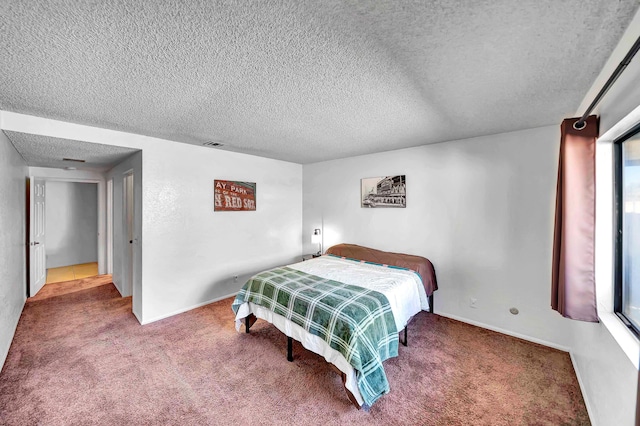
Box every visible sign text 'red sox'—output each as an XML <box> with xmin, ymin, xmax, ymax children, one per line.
<box><xmin>214</xmin><ymin>180</ymin><xmax>256</xmax><ymax>211</ymax></box>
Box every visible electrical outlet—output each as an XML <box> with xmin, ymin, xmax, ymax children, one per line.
<box><xmin>470</xmin><ymin>298</ymin><xmax>477</xmax><ymax>308</ymax></box>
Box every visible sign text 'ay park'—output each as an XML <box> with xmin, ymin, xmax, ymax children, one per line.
<box><xmin>214</xmin><ymin>180</ymin><xmax>256</xmax><ymax>211</ymax></box>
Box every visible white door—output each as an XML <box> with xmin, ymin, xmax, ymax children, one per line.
<box><xmin>106</xmin><ymin>179</ymin><xmax>113</xmax><ymax>274</ymax></box>
<box><xmin>123</xmin><ymin>173</ymin><xmax>134</xmax><ymax>296</ymax></box>
<box><xmin>29</xmin><ymin>177</ymin><xmax>47</xmax><ymax>296</ymax></box>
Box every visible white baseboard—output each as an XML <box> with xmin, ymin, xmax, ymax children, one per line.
<box><xmin>132</xmin><ymin>308</ymin><xmax>143</xmax><ymax>325</ymax></box>
<box><xmin>569</xmin><ymin>352</ymin><xmax>597</xmax><ymax>426</ymax></box>
<box><xmin>114</xmin><ymin>283</ymin><xmax>124</xmax><ymax>297</ymax></box>
<box><xmin>435</xmin><ymin>311</ymin><xmax>571</xmax><ymax>352</ymax></box>
<box><xmin>0</xmin><ymin>296</ymin><xmax>26</xmax><ymax>373</ymax></box>
<box><xmin>140</xmin><ymin>292</ymin><xmax>238</xmax><ymax>325</ymax></box>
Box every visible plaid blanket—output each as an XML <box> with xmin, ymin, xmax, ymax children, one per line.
<box><xmin>231</xmin><ymin>267</ymin><xmax>399</xmax><ymax>407</ymax></box>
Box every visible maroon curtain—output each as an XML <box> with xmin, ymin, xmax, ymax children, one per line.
<box><xmin>551</xmin><ymin>115</ymin><xmax>599</xmax><ymax>322</ymax></box>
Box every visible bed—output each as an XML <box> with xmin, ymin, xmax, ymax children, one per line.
<box><xmin>231</xmin><ymin>243</ymin><xmax>438</xmax><ymax>408</ymax></box>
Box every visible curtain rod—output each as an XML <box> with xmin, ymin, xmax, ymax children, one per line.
<box><xmin>574</xmin><ymin>33</ymin><xmax>640</xmax><ymax>130</ymax></box>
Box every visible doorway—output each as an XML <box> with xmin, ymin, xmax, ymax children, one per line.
<box><xmin>44</xmin><ymin>181</ymin><xmax>99</xmax><ymax>284</ymax></box>
<box><xmin>27</xmin><ymin>177</ymin><xmax>104</xmax><ymax>297</ymax></box>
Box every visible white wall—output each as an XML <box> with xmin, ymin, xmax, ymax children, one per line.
<box><xmin>0</xmin><ymin>131</ymin><xmax>27</xmax><ymax>371</ymax></box>
<box><xmin>45</xmin><ymin>181</ymin><xmax>98</xmax><ymax>268</ymax></box>
<box><xmin>303</xmin><ymin>120</ymin><xmax>638</xmax><ymax>424</ymax></box>
<box><xmin>303</xmin><ymin>125</ymin><xmax>577</xmax><ymax>349</ymax></box>
<box><xmin>568</xmin><ymin>110</ymin><xmax>640</xmax><ymax>426</ymax></box>
<box><xmin>571</xmin><ymin>317</ymin><xmax>637</xmax><ymax>425</ymax></box>
<box><xmin>569</xmin><ymin>11</ymin><xmax>640</xmax><ymax>426</ymax></box>
<box><xmin>1</xmin><ymin>111</ymin><xmax>303</xmax><ymax>325</ymax></box>
<box><xmin>139</xmin><ymin>141</ymin><xmax>302</xmax><ymax>323</ymax></box>
<box><xmin>577</xmin><ymin>10</ymin><xmax>640</xmax><ymax>137</ymax></box>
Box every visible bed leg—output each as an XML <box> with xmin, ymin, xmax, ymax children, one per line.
<box><xmin>428</xmin><ymin>294</ymin><xmax>434</xmax><ymax>313</ymax></box>
<box><xmin>400</xmin><ymin>326</ymin><xmax>408</xmax><ymax>347</ymax></box>
<box><xmin>244</xmin><ymin>314</ymin><xmax>257</xmax><ymax>333</ymax></box>
<box><xmin>287</xmin><ymin>337</ymin><xmax>293</xmax><ymax>362</ymax></box>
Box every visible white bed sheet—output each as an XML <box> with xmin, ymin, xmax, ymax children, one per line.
<box><xmin>234</xmin><ymin>255</ymin><xmax>430</xmax><ymax>407</ymax></box>
<box><xmin>289</xmin><ymin>255</ymin><xmax>429</xmax><ymax>330</ymax></box>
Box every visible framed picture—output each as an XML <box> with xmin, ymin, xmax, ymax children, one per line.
<box><xmin>361</xmin><ymin>175</ymin><xmax>406</xmax><ymax>208</ymax></box>
<box><xmin>214</xmin><ymin>180</ymin><xmax>256</xmax><ymax>211</ymax></box>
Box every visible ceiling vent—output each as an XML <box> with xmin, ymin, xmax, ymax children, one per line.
<box><xmin>203</xmin><ymin>141</ymin><xmax>224</xmax><ymax>147</ymax></box>
<box><xmin>62</xmin><ymin>157</ymin><xmax>86</xmax><ymax>162</ymax></box>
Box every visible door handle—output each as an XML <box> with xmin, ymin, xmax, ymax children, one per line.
<box><xmin>31</xmin><ymin>241</ymin><xmax>40</xmax><ymax>246</ymax></box>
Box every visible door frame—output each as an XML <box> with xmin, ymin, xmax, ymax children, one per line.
<box><xmin>26</xmin><ymin>175</ymin><xmax>106</xmax><ymax>277</ymax></box>
<box><xmin>106</xmin><ymin>178</ymin><xmax>114</xmax><ymax>275</ymax></box>
<box><xmin>122</xmin><ymin>170</ymin><xmax>135</xmax><ymax>297</ymax></box>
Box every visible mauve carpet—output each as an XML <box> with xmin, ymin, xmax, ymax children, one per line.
<box><xmin>0</xmin><ymin>279</ymin><xmax>590</xmax><ymax>425</ymax></box>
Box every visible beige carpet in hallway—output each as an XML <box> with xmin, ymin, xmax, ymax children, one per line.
<box><xmin>46</xmin><ymin>262</ymin><xmax>99</xmax><ymax>284</ymax></box>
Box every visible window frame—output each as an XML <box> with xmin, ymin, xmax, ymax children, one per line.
<box><xmin>613</xmin><ymin>122</ymin><xmax>640</xmax><ymax>338</ymax></box>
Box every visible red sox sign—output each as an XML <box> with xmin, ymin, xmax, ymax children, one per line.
<box><xmin>214</xmin><ymin>180</ymin><xmax>256</xmax><ymax>211</ymax></box>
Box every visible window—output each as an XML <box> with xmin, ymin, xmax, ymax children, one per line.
<box><xmin>615</xmin><ymin>124</ymin><xmax>640</xmax><ymax>336</ymax></box>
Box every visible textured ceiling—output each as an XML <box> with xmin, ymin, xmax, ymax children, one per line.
<box><xmin>1</xmin><ymin>1</ymin><xmax>639</xmax><ymax>164</ymax></box>
<box><xmin>4</xmin><ymin>131</ymin><xmax>139</xmax><ymax>172</ymax></box>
